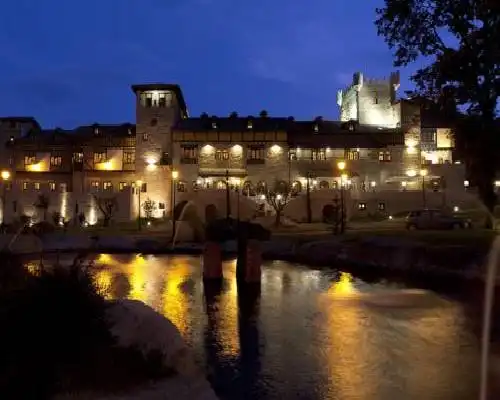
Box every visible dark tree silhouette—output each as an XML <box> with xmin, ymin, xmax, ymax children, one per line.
<box><xmin>265</xmin><ymin>181</ymin><xmax>292</xmax><ymax>226</ymax></box>
<box><xmin>375</xmin><ymin>0</ymin><xmax>500</xmax><ymax>213</ymax></box>
<box><xmin>93</xmin><ymin>196</ymin><xmax>118</xmax><ymax>227</ymax></box>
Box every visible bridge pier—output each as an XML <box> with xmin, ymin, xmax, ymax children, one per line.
<box><xmin>237</xmin><ymin>238</ymin><xmax>262</xmax><ymax>285</ymax></box>
<box><xmin>202</xmin><ymin>241</ymin><xmax>223</xmax><ymax>281</ymax></box>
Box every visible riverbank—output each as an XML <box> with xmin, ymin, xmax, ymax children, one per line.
<box><xmin>7</xmin><ymin>230</ymin><xmax>496</xmax><ymax>290</ymax></box>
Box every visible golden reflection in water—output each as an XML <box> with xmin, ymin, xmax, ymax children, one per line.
<box><xmin>96</xmin><ymin>253</ymin><xmax>114</xmax><ymax>265</ymax></box>
<box><xmin>94</xmin><ymin>269</ymin><xmax>113</xmax><ymax>299</ymax></box>
<box><xmin>322</xmin><ymin>272</ymin><xmax>376</xmax><ymax>399</ymax></box>
<box><xmin>128</xmin><ymin>255</ymin><xmax>149</xmax><ymax>303</ymax></box>
<box><xmin>217</xmin><ymin>259</ymin><xmax>240</xmax><ymax>357</ymax></box>
<box><xmin>162</xmin><ymin>258</ymin><xmax>190</xmax><ymax>336</ymax></box>
<box><xmin>330</xmin><ymin>272</ymin><xmax>356</xmax><ymax>295</ymax></box>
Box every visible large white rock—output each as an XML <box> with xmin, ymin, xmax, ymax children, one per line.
<box><xmin>56</xmin><ymin>299</ymin><xmax>218</xmax><ymax>400</ymax></box>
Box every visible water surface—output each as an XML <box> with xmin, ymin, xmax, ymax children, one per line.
<box><xmin>83</xmin><ymin>254</ymin><xmax>485</xmax><ymax>399</ymax></box>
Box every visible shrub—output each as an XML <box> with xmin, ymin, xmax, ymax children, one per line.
<box><xmin>0</xmin><ymin>253</ymin><xmax>173</xmax><ymax>398</ymax></box>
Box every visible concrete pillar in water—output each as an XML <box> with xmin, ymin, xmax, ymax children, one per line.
<box><xmin>243</xmin><ymin>239</ymin><xmax>262</xmax><ymax>283</ymax></box>
<box><xmin>203</xmin><ymin>241</ymin><xmax>223</xmax><ymax>280</ymax></box>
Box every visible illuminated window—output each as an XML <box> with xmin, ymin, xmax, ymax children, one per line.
<box><xmin>312</xmin><ymin>149</ymin><xmax>326</xmax><ymax>161</ymax></box>
<box><xmin>347</xmin><ymin>150</ymin><xmax>359</xmax><ymax>161</ymax></box>
<box><xmin>24</xmin><ymin>153</ymin><xmax>36</xmax><ymax>166</ymax></box>
<box><xmin>103</xmin><ymin>181</ymin><xmax>112</xmax><ymax>191</ymax></box>
<box><xmin>378</xmin><ymin>202</ymin><xmax>386</xmax><ymax>211</ymax></box>
<box><xmin>50</xmin><ymin>156</ymin><xmax>62</xmax><ymax>167</ymax></box>
<box><xmin>119</xmin><ymin>182</ymin><xmax>128</xmax><ymax>191</ymax></box>
<box><xmin>23</xmin><ymin>182</ymin><xmax>28</xmax><ymax>190</ymax></box>
<box><xmin>215</xmin><ymin>150</ymin><xmax>229</xmax><ymax>161</ymax></box>
<box><xmin>142</xmin><ymin>132</ymin><xmax>149</xmax><ymax>141</ymax></box>
<box><xmin>34</xmin><ymin>182</ymin><xmax>40</xmax><ymax>191</ymax></box>
<box><xmin>91</xmin><ymin>181</ymin><xmax>100</xmax><ymax>191</ymax></box>
<box><xmin>49</xmin><ymin>182</ymin><xmax>56</xmax><ymax>191</ymax></box>
<box><xmin>123</xmin><ymin>151</ymin><xmax>135</xmax><ymax>164</ymax></box>
<box><xmin>60</xmin><ymin>183</ymin><xmax>67</xmax><ymax>192</ymax></box>
<box><xmin>289</xmin><ymin>149</ymin><xmax>297</xmax><ymax>161</ymax></box>
<box><xmin>181</xmin><ymin>145</ymin><xmax>198</xmax><ymax>163</ymax></box>
<box><xmin>73</xmin><ymin>152</ymin><xmax>83</xmax><ymax>163</ymax></box>
<box><xmin>378</xmin><ymin>151</ymin><xmax>391</xmax><ymax>162</ymax></box>
<box><xmin>358</xmin><ymin>202</ymin><xmax>366</xmax><ymax>210</ymax></box>
<box><xmin>248</xmin><ymin>146</ymin><xmax>265</xmax><ymax>161</ymax></box>
<box><xmin>93</xmin><ymin>152</ymin><xmax>106</xmax><ymax>164</ymax></box>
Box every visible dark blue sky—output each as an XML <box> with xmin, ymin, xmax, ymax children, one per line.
<box><xmin>0</xmin><ymin>0</ymin><xmax>423</xmax><ymax>128</ymax></box>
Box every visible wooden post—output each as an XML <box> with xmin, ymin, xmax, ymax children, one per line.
<box><xmin>203</xmin><ymin>241</ymin><xmax>223</xmax><ymax>280</ymax></box>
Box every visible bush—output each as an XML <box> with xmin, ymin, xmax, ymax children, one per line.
<box><xmin>0</xmin><ymin>253</ymin><xmax>173</xmax><ymax>398</ymax></box>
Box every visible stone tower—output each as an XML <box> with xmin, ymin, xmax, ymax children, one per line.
<box><xmin>338</xmin><ymin>71</ymin><xmax>400</xmax><ymax>128</ymax></box>
<box><xmin>131</xmin><ymin>84</ymin><xmax>188</xmax><ymax>217</ymax></box>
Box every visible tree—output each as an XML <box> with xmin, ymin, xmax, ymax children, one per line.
<box><xmin>34</xmin><ymin>194</ymin><xmax>49</xmax><ymax>222</ymax></box>
<box><xmin>265</xmin><ymin>181</ymin><xmax>292</xmax><ymax>226</ymax></box>
<box><xmin>142</xmin><ymin>198</ymin><xmax>157</xmax><ymax>221</ymax></box>
<box><xmin>93</xmin><ymin>196</ymin><xmax>118</xmax><ymax>227</ymax></box>
<box><xmin>375</xmin><ymin>0</ymin><xmax>500</xmax><ymax>212</ymax></box>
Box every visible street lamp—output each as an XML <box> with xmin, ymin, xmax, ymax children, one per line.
<box><xmin>337</xmin><ymin>161</ymin><xmax>346</xmax><ymax>234</ymax></box>
<box><xmin>171</xmin><ymin>170</ymin><xmax>179</xmax><ymax>240</ymax></box>
<box><xmin>1</xmin><ymin>170</ymin><xmax>10</xmax><ymax>224</ymax></box>
<box><xmin>420</xmin><ymin>168</ymin><xmax>428</xmax><ymax>208</ymax></box>
<box><xmin>136</xmin><ymin>180</ymin><xmax>143</xmax><ymax>231</ymax></box>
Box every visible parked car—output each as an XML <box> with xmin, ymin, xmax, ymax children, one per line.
<box><xmin>405</xmin><ymin>209</ymin><xmax>472</xmax><ymax>230</ymax></box>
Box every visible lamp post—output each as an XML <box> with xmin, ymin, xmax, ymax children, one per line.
<box><xmin>234</xmin><ymin>178</ymin><xmax>241</xmax><ymax>221</ymax></box>
<box><xmin>136</xmin><ymin>180</ymin><xmax>143</xmax><ymax>231</ymax></box>
<box><xmin>420</xmin><ymin>168</ymin><xmax>428</xmax><ymax>208</ymax></box>
<box><xmin>171</xmin><ymin>170</ymin><xmax>179</xmax><ymax>240</ymax></box>
<box><xmin>337</xmin><ymin>161</ymin><xmax>346</xmax><ymax>234</ymax></box>
<box><xmin>1</xmin><ymin>170</ymin><xmax>10</xmax><ymax>224</ymax></box>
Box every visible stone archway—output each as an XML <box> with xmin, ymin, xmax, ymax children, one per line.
<box><xmin>319</xmin><ymin>180</ymin><xmax>329</xmax><ymax>189</ymax></box>
<box><xmin>256</xmin><ymin>181</ymin><xmax>267</xmax><ymax>194</ymax></box>
<box><xmin>216</xmin><ymin>180</ymin><xmax>226</xmax><ymax>190</ymax></box>
<box><xmin>243</xmin><ymin>180</ymin><xmax>253</xmax><ymax>196</ymax></box>
<box><xmin>205</xmin><ymin>204</ymin><xmax>218</xmax><ymax>223</ymax></box>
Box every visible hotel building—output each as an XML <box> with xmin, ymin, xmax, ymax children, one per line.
<box><xmin>0</xmin><ymin>72</ymin><xmax>473</xmax><ymax>225</ymax></box>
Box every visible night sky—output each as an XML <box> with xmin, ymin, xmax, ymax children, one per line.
<box><xmin>1</xmin><ymin>0</ymin><xmax>424</xmax><ymax>128</ymax></box>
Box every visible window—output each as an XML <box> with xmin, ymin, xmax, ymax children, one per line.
<box><xmin>289</xmin><ymin>149</ymin><xmax>297</xmax><ymax>161</ymax></box>
<box><xmin>378</xmin><ymin>202</ymin><xmax>386</xmax><ymax>211</ymax></box>
<box><xmin>141</xmin><ymin>92</ymin><xmax>153</xmax><ymax>107</ymax></box>
<box><xmin>93</xmin><ymin>152</ymin><xmax>106</xmax><ymax>164</ymax></box>
<box><xmin>347</xmin><ymin>150</ymin><xmax>359</xmax><ymax>161</ymax></box>
<box><xmin>123</xmin><ymin>151</ymin><xmax>135</xmax><ymax>164</ymax></box>
<box><xmin>142</xmin><ymin>132</ymin><xmax>149</xmax><ymax>141</ymax></box>
<box><xmin>181</xmin><ymin>145</ymin><xmax>198</xmax><ymax>162</ymax></box>
<box><xmin>140</xmin><ymin>182</ymin><xmax>147</xmax><ymax>193</ymax></box>
<box><xmin>103</xmin><ymin>182</ymin><xmax>112</xmax><ymax>191</ymax></box>
<box><xmin>73</xmin><ymin>152</ymin><xmax>83</xmax><ymax>163</ymax></box>
<box><xmin>247</xmin><ymin>121</ymin><xmax>253</xmax><ymax>129</ymax></box>
<box><xmin>91</xmin><ymin>181</ymin><xmax>100</xmax><ymax>191</ymax></box>
<box><xmin>314</xmin><ymin>124</ymin><xmax>319</xmax><ymax>133</ymax></box>
<box><xmin>358</xmin><ymin>202</ymin><xmax>367</xmax><ymax>210</ymax></box>
<box><xmin>24</xmin><ymin>152</ymin><xmax>36</xmax><ymax>165</ymax></box>
<box><xmin>50</xmin><ymin>155</ymin><xmax>62</xmax><ymax>167</ymax></box>
<box><xmin>312</xmin><ymin>149</ymin><xmax>326</xmax><ymax>161</ymax></box>
<box><xmin>119</xmin><ymin>182</ymin><xmax>128</xmax><ymax>191</ymax></box>
<box><xmin>23</xmin><ymin>182</ymin><xmax>28</xmax><ymax>190</ymax></box>
<box><xmin>34</xmin><ymin>182</ymin><xmax>40</xmax><ymax>191</ymax></box>
<box><xmin>248</xmin><ymin>146</ymin><xmax>265</xmax><ymax>160</ymax></box>
<box><xmin>212</xmin><ymin>122</ymin><xmax>217</xmax><ymax>129</ymax></box>
<box><xmin>159</xmin><ymin>203</ymin><xmax>165</xmax><ymax>210</ymax></box>
<box><xmin>60</xmin><ymin>183</ymin><xmax>67</xmax><ymax>193</ymax></box>
<box><xmin>215</xmin><ymin>150</ymin><xmax>229</xmax><ymax>161</ymax></box>
<box><xmin>378</xmin><ymin>151</ymin><xmax>391</xmax><ymax>162</ymax></box>
<box><xmin>49</xmin><ymin>182</ymin><xmax>56</xmax><ymax>191</ymax></box>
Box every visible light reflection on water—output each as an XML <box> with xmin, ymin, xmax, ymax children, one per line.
<box><xmin>45</xmin><ymin>254</ymin><xmax>484</xmax><ymax>399</ymax></box>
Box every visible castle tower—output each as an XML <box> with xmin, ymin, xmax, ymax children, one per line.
<box><xmin>338</xmin><ymin>72</ymin><xmax>399</xmax><ymax>128</ymax></box>
<box><xmin>131</xmin><ymin>84</ymin><xmax>188</xmax><ymax>217</ymax></box>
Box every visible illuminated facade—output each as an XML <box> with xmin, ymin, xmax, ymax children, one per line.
<box><xmin>0</xmin><ymin>76</ymin><xmax>471</xmax><ymax>225</ymax></box>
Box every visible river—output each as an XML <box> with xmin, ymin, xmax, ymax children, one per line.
<box><xmin>81</xmin><ymin>253</ymin><xmax>491</xmax><ymax>399</ymax></box>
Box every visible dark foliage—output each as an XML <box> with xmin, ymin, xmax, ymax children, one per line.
<box><xmin>0</xmin><ymin>253</ymin><xmax>173</xmax><ymax>399</ymax></box>
<box><xmin>375</xmin><ymin>0</ymin><xmax>500</xmax><ymax>212</ymax></box>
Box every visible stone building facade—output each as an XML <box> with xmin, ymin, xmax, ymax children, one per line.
<box><xmin>0</xmin><ymin>74</ymin><xmax>473</xmax><ymax>226</ymax></box>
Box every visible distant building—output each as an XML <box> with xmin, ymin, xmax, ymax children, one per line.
<box><xmin>0</xmin><ymin>73</ymin><xmax>473</xmax><ymax>225</ymax></box>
